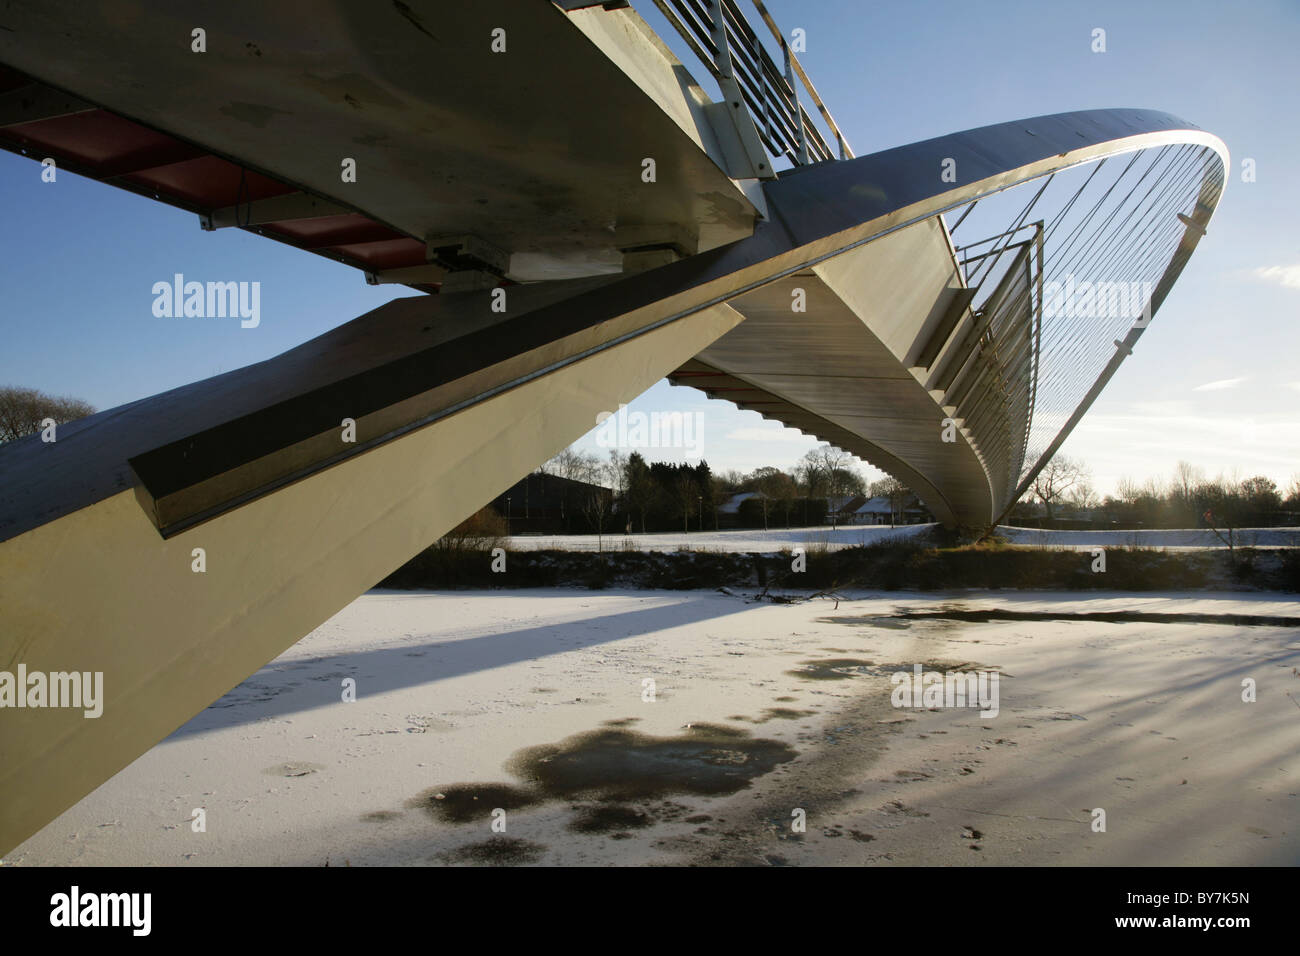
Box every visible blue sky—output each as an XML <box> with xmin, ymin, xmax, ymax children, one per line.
<box><xmin>1</xmin><ymin>0</ymin><xmax>1296</xmax><ymax>496</ymax></box>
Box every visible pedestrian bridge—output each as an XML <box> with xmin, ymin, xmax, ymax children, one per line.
<box><xmin>0</xmin><ymin>0</ymin><xmax>1226</xmax><ymax>854</ymax></box>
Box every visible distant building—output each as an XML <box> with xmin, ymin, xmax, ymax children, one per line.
<box><xmin>854</xmin><ymin>496</ymin><xmax>895</xmax><ymax>524</ymax></box>
<box><xmin>850</xmin><ymin>495</ymin><xmax>933</xmax><ymax>525</ymax></box>
<box><xmin>825</xmin><ymin>494</ymin><xmax>866</xmax><ymax>525</ymax></box>
<box><xmin>490</xmin><ymin>471</ymin><xmax>612</xmax><ymax>534</ymax></box>
<box><xmin>717</xmin><ymin>491</ymin><xmax>763</xmax><ymax>528</ymax></box>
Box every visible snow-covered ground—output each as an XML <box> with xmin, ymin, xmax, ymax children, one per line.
<box><xmin>998</xmin><ymin>526</ymin><xmax>1300</xmax><ymax>550</ymax></box>
<box><xmin>10</xmin><ymin>587</ymin><xmax>1297</xmax><ymax>866</ymax></box>
<box><xmin>505</xmin><ymin>524</ymin><xmax>1300</xmax><ymax>552</ymax></box>
<box><xmin>508</xmin><ymin>524</ymin><xmax>932</xmax><ymax>552</ymax></box>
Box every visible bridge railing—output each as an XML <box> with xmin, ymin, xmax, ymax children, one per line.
<box><xmin>649</xmin><ymin>0</ymin><xmax>853</xmax><ymax>167</ymax></box>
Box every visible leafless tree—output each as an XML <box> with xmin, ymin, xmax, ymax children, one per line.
<box><xmin>674</xmin><ymin>473</ymin><xmax>697</xmax><ymax>535</ymax></box>
<box><xmin>1285</xmin><ymin>474</ymin><xmax>1300</xmax><ymax>510</ymax></box>
<box><xmin>1067</xmin><ymin>481</ymin><xmax>1099</xmax><ymax>512</ymax></box>
<box><xmin>543</xmin><ymin>447</ymin><xmax>601</xmax><ymax>483</ymax></box>
<box><xmin>1172</xmin><ymin>460</ymin><xmax>1203</xmax><ymax>505</ymax></box>
<box><xmin>605</xmin><ymin>449</ymin><xmax>628</xmax><ymax>534</ymax></box>
<box><xmin>795</xmin><ymin>452</ymin><xmax>824</xmax><ymax>498</ymax></box>
<box><xmin>1031</xmin><ymin>454</ymin><xmax>1090</xmax><ymax>522</ymax></box>
<box><xmin>0</xmin><ymin>385</ymin><xmax>95</xmax><ymax>443</ymax></box>
<box><xmin>716</xmin><ymin>469</ymin><xmax>746</xmax><ymax>492</ymax></box>
<box><xmin>807</xmin><ymin>444</ymin><xmax>857</xmax><ymax>527</ymax></box>
<box><xmin>1114</xmin><ymin>475</ymin><xmax>1140</xmax><ymax>504</ymax></box>
<box><xmin>581</xmin><ymin>460</ymin><xmax>615</xmax><ymax>552</ymax></box>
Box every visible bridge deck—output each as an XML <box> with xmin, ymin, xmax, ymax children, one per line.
<box><xmin>0</xmin><ymin>1</ymin><xmax>757</xmax><ymax>282</ymax></box>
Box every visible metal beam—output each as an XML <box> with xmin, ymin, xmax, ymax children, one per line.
<box><xmin>199</xmin><ymin>192</ymin><xmax>351</xmax><ymax>230</ymax></box>
<box><xmin>364</xmin><ymin>263</ymin><xmax>449</xmax><ymax>286</ymax></box>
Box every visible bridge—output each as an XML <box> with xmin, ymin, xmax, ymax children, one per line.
<box><xmin>0</xmin><ymin>0</ymin><xmax>1226</xmax><ymax>854</ymax></box>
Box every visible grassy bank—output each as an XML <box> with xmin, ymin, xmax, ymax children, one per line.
<box><xmin>380</xmin><ymin>535</ymin><xmax>1300</xmax><ymax>592</ymax></box>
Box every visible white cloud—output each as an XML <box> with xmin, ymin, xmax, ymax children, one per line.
<box><xmin>1251</xmin><ymin>264</ymin><xmax>1300</xmax><ymax>289</ymax></box>
<box><xmin>1192</xmin><ymin>377</ymin><xmax>1244</xmax><ymax>392</ymax></box>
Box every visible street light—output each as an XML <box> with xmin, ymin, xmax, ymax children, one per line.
<box><xmin>506</xmin><ymin>496</ymin><xmax>511</xmax><ymax>537</ymax></box>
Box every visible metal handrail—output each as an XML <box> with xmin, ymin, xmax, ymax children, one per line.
<box><xmin>650</xmin><ymin>0</ymin><xmax>853</xmax><ymax>167</ymax></box>
<box><xmin>750</xmin><ymin>0</ymin><xmax>853</xmax><ymax>159</ymax></box>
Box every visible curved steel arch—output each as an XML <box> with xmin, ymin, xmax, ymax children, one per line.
<box><xmin>639</xmin><ymin>108</ymin><xmax>1227</xmax><ymax>525</ymax></box>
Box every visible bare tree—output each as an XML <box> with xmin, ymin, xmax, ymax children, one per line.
<box><xmin>674</xmin><ymin>473</ymin><xmax>697</xmax><ymax>535</ymax></box>
<box><xmin>1172</xmin><ymin>461</ymin><xmax>1203</xmax><ymax>505</ymax></box>
<box><xmin>544</xmin><ymin>447</ymin><xmax>601</xmax><ymax>483</ymax></box>
<box><xmin>1067</xmin><ymin>481</ymin><xmax>1099</xmax><ymax>512</ymax></box>
<box><xmin>581</xmin><ymin>460</ymin><xmax>614</xmax><ymax>552</ymax></box>
<box><xmin>1032</xmin><ymin>455</ymin><xmax>1090</xmax><ymax>522</ymax></box>
<box><xmin>809</xmin><ymin>445</ymin><xmax>856</xmax><ymax>528</ymax></box>
<box><xmin>0</xmin><ymin>385</ymin><xmax>96</xmax><ymax>443</ymax></box>
<box><xmin>1285</xmin><ymin>474</ymin><xmax>1300</xmax><ymax>510</ymax></box>
<box><xmin>717</xmin><ymin>469</ymin><xmax>746</xmax><ymax>492</ymax></box>
<box><xmin>1114</xmin><ymin>475</ymin><xmax>1141</xmax><ymax>504</ymax></box>
<box><xmin>606</xmin><ymin>449</ymin><xmax>627</xmax><ymax>531</ymax></box>
<box><xmin>795</xmin><ymin>450</ymin><xmax>825</xmax><ymax>499</ymax></box>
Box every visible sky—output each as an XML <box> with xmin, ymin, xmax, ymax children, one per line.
<box><xmin>0</xmin><ymin>0</ymin><xmax>1296</xmax><ymax>498</ymax></box>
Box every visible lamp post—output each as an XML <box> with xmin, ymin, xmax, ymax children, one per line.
<box><xmin>506</xmin><ymin>496</ymin><xmax>511</xmax><ymax>538</ymax></box>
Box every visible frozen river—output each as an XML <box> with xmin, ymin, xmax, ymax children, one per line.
<box><xmin>10</xmin><ymin>588</ymin><xmax>1298</xmax><ymax>866</ymax></box>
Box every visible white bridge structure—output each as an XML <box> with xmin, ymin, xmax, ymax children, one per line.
<box><xmin>0</xmin><ymin>0</ymin><xmax>1227</xmax><ymax>853</ymax></box>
